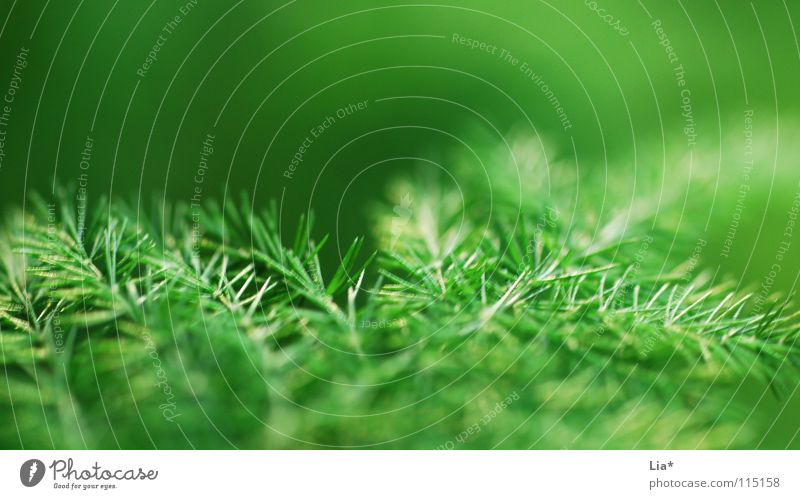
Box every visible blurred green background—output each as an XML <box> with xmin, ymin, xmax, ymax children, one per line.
<box><xmin>1</xmin><ymin>1</ymin><xmax>799</xmax><ymax>284</ymax></box>
<box><xmin>1</xmin><ymin>0</ymin><xmax>799</xmax><ymax>447</ymax></box>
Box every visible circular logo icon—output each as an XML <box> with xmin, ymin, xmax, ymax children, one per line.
<box><xmin>20</xmin><ymin>459</ymin><xmax>45</xmax><ymax>487</ymax></box>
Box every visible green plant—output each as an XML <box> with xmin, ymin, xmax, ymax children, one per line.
<box><xmin>1</xmin><ymin>156</ymin><xmax>798</xmax><ymax>449</ymax></box>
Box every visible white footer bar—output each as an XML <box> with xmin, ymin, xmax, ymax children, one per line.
<box><xmin>1</xmin><ymin>451</ymin><xmax>797</xmax><ymax>498</ymax></box>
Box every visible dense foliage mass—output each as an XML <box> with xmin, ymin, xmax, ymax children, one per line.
<box><xmin>1</xmin><ymin>157</ymin><xmax>798</xmax><ymax>449</ymax></box>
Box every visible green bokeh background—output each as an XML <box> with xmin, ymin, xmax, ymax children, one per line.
<box><xmin>1</xmin><ymin>0</ymin><xmax>799</xmax><ymax>447</ymax></box>
<box><xmin>2</xmin><ymin>1</ymin><xmax>800</xmax><ymax>283</ymax></box>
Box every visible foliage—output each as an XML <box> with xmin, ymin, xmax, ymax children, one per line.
<box><xmin>1</xmin><ymin>159</ymin><xmax>799</xmax><ymax>449</ymax></box>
